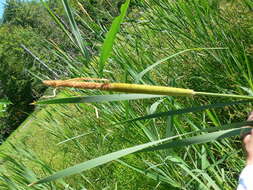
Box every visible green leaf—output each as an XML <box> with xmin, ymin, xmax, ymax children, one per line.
<box><xmin>61</xmin><ymin>0</ymin><xmax>88</xmax><ymax>59</ymax></box>
<box><xmin>118</xmin><ymin>100</ymin><xmax>251</xmax><ymax>124</ymax></box>
<box><xmin>99</xmin><ymin>0</ymin><xmax>131</xmax><ymax>76</ymax></box>
<box><xmin>41</xmin><ymin>0</ymin><xmax>75</xmax><ymax>46</ymax></box>
<box><xmin>0</xmin><ymin>99</ymin><xmax>12</xmax><ymax>105</ymax></box>
<box><xmin>143</xmin><ymin>121</ymin><xmax>253</xmax><ymax>152</ymax></box>
<box><xmin>136</xmin><ymin>47</ymin><xmax>227</xmax><ymax>82</ymax></box>
<box><xmin>28</xmin><ymin>121</ymin><xmax>252</xmax><ymax>186</ymax></box>
<box><xmin>33</xmin><ymin>94</ymin><xmax>165</xmax><ymax>105</ymax></box>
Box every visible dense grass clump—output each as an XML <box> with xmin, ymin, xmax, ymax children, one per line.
<box><xmin>0</xmin><ymin>0</ymin><xmax>253</xmax><ymax>189</ymax></box>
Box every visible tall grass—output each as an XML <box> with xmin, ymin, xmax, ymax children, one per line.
<box><xmin>0</xmin><ymin>0</ymin><xmax>253</xmax><ymax>189</ymax></box>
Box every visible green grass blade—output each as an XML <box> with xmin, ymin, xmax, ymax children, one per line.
<box><xmin>33</xmin><ymin>94</ymin><xmax>165</xmax><ymax>105</ymax></box>
<box><xmin>99</xmin><ymin>0</ymin><xmax>131</xmax><ymax>76</ymax></box>
<box><xmin>28</xmin><ymin>134</ymin><xmax>183</xmax><ymax>186</ymax></box>
<box><xmin>41</xmin><ymin>0</ymin><xmax>76</xmax><ymax>46</ymax></box>
<box><xmin>136</xmin><ymin>47</ymin><xmax>227</xmax><ymax>81</ymax></box>
<box><xmin>61</xmin><ymin>0</ymin><xmax>88</xmax><ymax>59</ymax></box>
<box><xmin>28</xmin><ymin>120</ymin><xmax>252</xmax><ymax>186</ymax></box>
<box><xmin>144</xmin><ymin>122</ymin><xmax>253</xmax><ymax>152</ymax></box>
<box><xmin>166</xmin><ymin>115</ymin><xmax>174</xmax><ymax>137</ymax></box>
<box><xmin>118</xmin><ymin>100</ymin><xmax>251</xmax><ymax>124</ymax></box>
<box><xmin>116</xmin><ymin>160</ymin><xmax>180</xmax><ymax>186</ymax></box>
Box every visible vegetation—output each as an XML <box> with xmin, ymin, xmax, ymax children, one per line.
<box><xmin>0</xmin><ymin>0</ymin><xmax>253</xmax><ymax>189</ymax></box>
<box><xmin>0</xmin><ymin>0</ymin><xmax>121</xmax><ymax>140</ymax></box>
<box><xmin>0</xmin><ymin>0</ymin><xmax>57</xmax><ymax>140</ymax></box>
<box><xmin>0</xmin><ymin>25</ymin><xmax>45</xmax><ymax>139</ymax></box>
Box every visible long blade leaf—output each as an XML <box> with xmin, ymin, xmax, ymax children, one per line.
<box><xmin>136</xmin><ymin>47</ymin><xmax>227</xmax><ymax>81</ymax></box>
<box><xmin>118</xmin><ymin>100</ymin><xmax>252</xmax><ymax>124</ymax></box>
<box><xmin>33</xmin><ymin>94</ymin><xmax>165</xmax><ymax>105</ymax></box>
<box><xmin>62</xmin><ymin>0</ymin><xmax>88</xmax><ymax>58</ymax></box>
<box><xmin>99</xmin><ymin>0</ymin><xmax>131</xmax><ymax>76</ymax></box>
<box><xmin>41</xmin><ymin>0</ymin><xmax>75</xmax><ymax>46</ymax></box>
<box><xmin>144</xmin><ymin>126</ymin><xmax>252</xmax><ymax>152</ymax></box>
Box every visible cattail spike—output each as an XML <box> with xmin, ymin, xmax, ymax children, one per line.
<box><xmin>43</xmin><ymin>80</ymin><xmax>195</xmax><ymax>96</ymax></box>
<box><xmin>42</xmin><ymin>79</ymin><xmax>253</xmax><ymax>99</ymax></box>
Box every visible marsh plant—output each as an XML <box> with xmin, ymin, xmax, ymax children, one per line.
<box><xmin>1</xmin><ymin>0</ymin><xmax>253</xmax><ymax>189</ymax></box>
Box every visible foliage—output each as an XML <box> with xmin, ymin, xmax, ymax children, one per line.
<box><xmin>0</xmin><ymin>25</ymin><xmax>50</xmax><ymax>140</ymax></box>
<box><xmin>0</xmin><ymin>0</ymin><xmax>253</xmax><ymax>189</ymax></box>
<box><xmin>0</xmin><ymin>0</ymin><xmax>128</xmax><ymax>141</ymax></box>
<box><xmin>3</xmin><ymin>0</ymin><xmax>55</xmax><ymax>36</ymax></box>
<box><xmin>0</xmin><ymin>0</ymin><xmax>68</xmax><ymax>140</ymax></box>
<box><xmin>99</xmin><ymin>0</ymin><xmax>131</xmax><ymax>76</ymax></box>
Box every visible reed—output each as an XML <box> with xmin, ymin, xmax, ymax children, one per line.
<box><xmin>43</xmin><ymin>79</ymin><xmax>253</xmax><ymax>100</ymax></box>
<box><xmin>2</xmin><ymin>0</ymin><xmax>252</xmax><ymax>189</ymax></box>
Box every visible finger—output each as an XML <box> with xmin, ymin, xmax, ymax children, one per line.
<box><xmin>244</xmin><ymin>134</ymin><xmax>251</xmax><ymax>145</ymax></box>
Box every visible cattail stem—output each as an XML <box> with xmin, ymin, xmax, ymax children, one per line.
<box><xmin>43</xmin><ymin>80</ymin><xmax>253</xmax><ymax>100</ymax></box>
<box><xmin>195</xmin><ymin>92</ymin><xmax>253</xmax><ymax>99</ymax></box>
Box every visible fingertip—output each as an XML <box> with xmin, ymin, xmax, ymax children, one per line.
<box><xmin>244</xmin><ymin>134</ymin><xmax>251</xmax><ymax>144</ymax></box>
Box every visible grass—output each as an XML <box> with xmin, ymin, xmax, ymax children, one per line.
<box><xmin>0</xmin><ymin>0</ymin><xmax>253</xmax><ymax>189</ymax></box>
<box><xmin>0</xmin><ymin>90</ymin><xmax>164</xmax><ymax>189</ymax></box>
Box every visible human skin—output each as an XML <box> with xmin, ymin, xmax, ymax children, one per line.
<box><xmin>243</xmin><ymin>112</ymin><xmax>253</xmax><ymax>165</ymax></box>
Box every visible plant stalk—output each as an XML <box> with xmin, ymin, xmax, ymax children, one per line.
<box><xmin>43</xmin><ymin>80</ymin><xmax>253</xmax><ymax>100</ymax></box>
<box><xmin>195</xmin><ymin>92</ymin><xmax>253</xmax><ymax>99</ymax></box>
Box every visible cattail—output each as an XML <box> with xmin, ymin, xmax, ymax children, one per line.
<box><xmin>43</xmin><ymin>79</ymin><xmax>253</xmax><ymax>100</ymax></box>
<box><xmin>43</xmin><ymin>80</ymin><xmax>195</xmax><ymax>96</ymax></box>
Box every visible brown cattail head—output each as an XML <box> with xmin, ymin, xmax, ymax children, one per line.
<box><xmin>43</xmin><ymin>80</ymin><xmax>111</xmax><ymax>90</ymax></box>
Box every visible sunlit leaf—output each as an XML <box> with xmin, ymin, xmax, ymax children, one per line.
<box><xmin>33</xmin><ymin>94</ymin><xmax>165</xmax><ymax>105</ymax></box>
<box><xmin>99</xmin><ymin>0</ymin><xmax>131</xmax><ymax>76</ymax></box>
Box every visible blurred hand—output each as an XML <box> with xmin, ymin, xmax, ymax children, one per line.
<box><xmin>243</xmin><ymin>112</ymin><xmax>253</xmax><ymax>165</ymax></box>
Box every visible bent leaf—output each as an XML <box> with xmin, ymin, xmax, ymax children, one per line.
<box><xmin>136</xmin><ymin>47</ymin><xmax>227</xmax><ymax>81</ymax></box>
